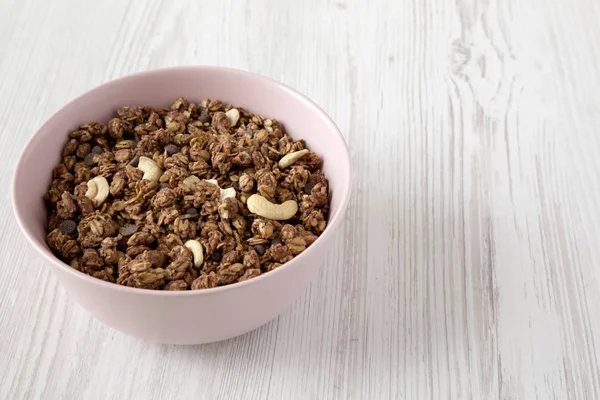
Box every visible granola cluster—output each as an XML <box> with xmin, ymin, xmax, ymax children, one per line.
<box><xmin>44</xmin><ymin>97</ymin><xmax>329</xmax><ymax>290</ymax></box>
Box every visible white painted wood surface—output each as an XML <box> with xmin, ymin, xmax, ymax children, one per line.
<box><xmin>1</xmin><ymin>0</ymin><xmax>599</xmax><ymax>398</ymax></box>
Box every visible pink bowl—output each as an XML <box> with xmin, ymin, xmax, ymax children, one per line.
<box><xmin>12</xmin><ymin>66</ymin><xmax>352</xmax><ymax>344</ymax></box>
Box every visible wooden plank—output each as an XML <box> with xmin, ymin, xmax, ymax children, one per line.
<box><xmin>0</xmin><ymin>0</ymin><xmax>599</xmax><ymax>398</ymax></box>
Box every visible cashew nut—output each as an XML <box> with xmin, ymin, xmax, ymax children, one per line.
<box><xmin>182</xmin><ymin>175</ymin><xmax>201</xmax><ymax>189</ymax></box>
<box><xmin>225</xmin><ymin>108</ymin><xmax>240</xmax><ymax>127</ymax></box>
<box><xmin>85</xmin><ymin>176</ymin><xmax>109</xmax><ymax>206</ymax></box>
<box><xmin>204</xmin><ymin>179</ymin><xmax>237</xmax><ymax>202</ymax></box>
<box><xmin>246</xmin><ymin>194</ymin><xmax>298</xmax><ymax>220</ymax></box>
<box><xmin>184</xmin><ymin>240</ymin><xmax>204</xmax><ymax>268</ymax></box>
<box><xmin>137</xmin><ymin>156</ymin><xmax>163</xmax><ymax>182</ymax></box>
<box><xmin>278</xmin><ymin>149</ymin><xmax>310</xmax><ymax>169</ymax></box>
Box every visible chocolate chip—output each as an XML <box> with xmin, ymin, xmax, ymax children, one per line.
<box><xmin>59</xmin><ymin>219</ymin><xmax>77</xmax><ymax>235</ymax></box>
<box><xmin>199</xmin><ymin>113</ymin><xmax>211</xmax><ymax>123</ymax></box>
<box><xmin>253</xmin><ymin>245</ymin><xmax>266</xmax><ymax>256</ymax></box>
<box><xmin>166</xmin><ymin>144</ymin><xmax>179</xmax><ymax>156</ymax></box>
<box><xmin>120</xmin><ymin>224</ymin><xmax>138</xmax><ymax>237</ymax></box>
<box><xmin>271</xmin><ymin>237</ymin><xmax>281</xmax><ymax>246</ymax></box>
<box><xmin>159</xmin><ymin>182</ymin><xmax>170</xmax><ymax>190</ymax></box>
<box><xmin>91</xmin><ymin>145</ymin><xmax>103</xmax><ymax>155</ymax></box>
<box><xmin>232</xmin><ymin>181</ymin><xmax>240</xmax><ymax>191</ymax></box>
<box><xmin>303</xmin><ymin>182</ymin><xmax>316</xmax><ymax>195</ymax></box>
<box><xmin>210</xmin><ymin>250</ymin><xmax>222</xmax><ymax>262</ymax></box>
<box><xmin>245</xmin><ymin>129</ymin><xmax>254</xmax><ymax>137</ymax></box>
<box><xmin>128</xmin><ymin>155</ymin><xmax>140</xmax><ymax>167</ymax></box>
<box><xmin>84</xmin><ymin>153</ymin><xmax>97</xmax><ymax>167</ymax></box>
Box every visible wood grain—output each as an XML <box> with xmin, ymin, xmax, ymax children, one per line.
<box><xmin>1</xmin><ymin>0</ymin><xmax>599</xmax><ymax>398</ymax></box>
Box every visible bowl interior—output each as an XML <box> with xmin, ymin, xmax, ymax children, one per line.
<box><xmin>13</xmin><ymin>67</ymin><xmax>351</xmax><ymax>269</ymax></box>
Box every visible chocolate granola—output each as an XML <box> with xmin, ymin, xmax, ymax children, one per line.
<box><xmin>44</xmin><ymin>97</ymin><xmax>329</xmax><ymax>290</ymax></box>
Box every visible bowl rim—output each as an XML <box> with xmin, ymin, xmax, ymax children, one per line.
<box><xmin>12</xmin><ymin>65</ymin><xmax>352</xmax><ymax>297</ymax></box>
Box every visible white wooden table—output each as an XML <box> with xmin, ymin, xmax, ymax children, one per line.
<box><xmin>2</xmin><ymin>0</ymin><xmax>600</xmax><ymax>398</ymax></box>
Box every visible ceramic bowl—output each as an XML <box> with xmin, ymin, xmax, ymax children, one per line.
<box><xmin>12</xmin><ymin>66</ymin><xmax>351</xmax><ymax>344</ymax></box>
